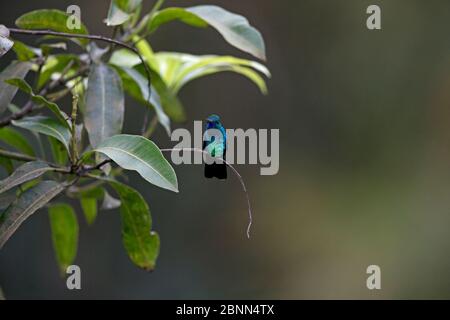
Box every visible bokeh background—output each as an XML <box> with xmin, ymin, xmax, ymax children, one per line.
<box><xmin>2</xmin><ymin>0</ymin><xmax>450</xmax><ymax>299</ymax></box>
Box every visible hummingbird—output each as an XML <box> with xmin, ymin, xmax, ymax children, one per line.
<box><xmin>203</xmin><ymin>114</ymin><xmax>227</xmax><ymax>179</ymax></box>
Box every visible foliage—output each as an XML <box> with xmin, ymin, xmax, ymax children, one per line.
<box><xmin>0</xmin><ymin>0</ymin><xmax>269</xmax><ymax>272</ymax></box>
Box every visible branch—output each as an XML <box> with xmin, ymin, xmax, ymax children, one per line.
<box><xmin>160</xmin><ymin>148</ymin><xmax>253</xmax><ymax>239</ymax></box>
<box><xmin>8</xmin><ymin>28</ymin><xmax>152</xmax><ymax>104</ymax></box>
<box><xmin>0</xmin><ymin>65</ymin><xmax>89</xmax><ymax>127</ymax></box>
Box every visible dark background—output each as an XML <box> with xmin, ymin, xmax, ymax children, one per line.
<box><xmin>2</xmin><ymin>0</ymin><xmax>450</xmax><ymax>299</ymax></box>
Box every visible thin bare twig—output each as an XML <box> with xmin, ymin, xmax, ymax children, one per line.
<box><xmin>160</xmin><ymin>148</ymin><xmax>253</xmax><ymax>239</ymax></box>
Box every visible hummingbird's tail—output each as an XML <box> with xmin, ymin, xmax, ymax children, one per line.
<box><xmin>204</xmin><ymin>162</ymin><xmax>227</xmax><ymax>179</ymax></box>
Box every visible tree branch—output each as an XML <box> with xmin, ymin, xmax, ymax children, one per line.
<box><xmin>8</xmin><ymin>28</ymin><xmax>152</xmax><ymax>103</ymax></box>
<box><xmin>0</xmin><ymin>65</ymin><xmax>89</xmax><ymax>127</ymax></box>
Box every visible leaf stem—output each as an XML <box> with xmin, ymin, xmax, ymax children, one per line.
<box><xmin>70</xmin><ymin>95</ymin><xmax>79</xmax><ymax>163</ymax></box>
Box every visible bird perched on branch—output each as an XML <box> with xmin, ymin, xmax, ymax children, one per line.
<box><xmin>203</xmin><ymin>114</ymin><xmax>227</xmax><ymax>179</ymax></box>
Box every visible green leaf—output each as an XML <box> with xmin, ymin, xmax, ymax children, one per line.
<box><xmin>16</xmin><ymin>9</ymin><xmax>89</xmax><ymax>46</ymax></box>
<box><xmin>148</xmin><ymin>6</ymin><xmax>267</xmax><ymax>60</ymax></box>
<box><xmin>133</xmin><ymin>39</ymin><xmax>186</xmax><ymax>122</ymax></box>
<box><xmin>68</xmin><ymin>185</ymin><xmax>105</xmax><ymax>199</ymax></box>
<box><xmin>0</xmin><ymin>127</ymin><xmax>35</xmax><ymax>156</ymax></box>
<box><xmin>0</xmin><ymin>157</ymin><xmax>13</xmax><ymax>174</ymax></box>
<box><xmin>12</xmin><ymin>40</ymin><xmax>37</xmax><ymax>61</ymax></box>
<box><xmin>0</xmin><ymin>161</ymin><xmax>55</xmax><ymax>194</ymax></box>
<box><xmin>186</xmin><ymin>5</ymin><xmax>266</xmax><ymax>60</ymax></box>
<box><xmin>116</xmin><ymin>0</ymin><xmax>142</xmax><ymax>12</ymax></box>
<box><xmin>105</xmin><ymin>1</ymin><xmax>131</xmax><ymax>26</ymax></box>
<box><xmin>109</xmin><ymin>180</ymin><xmax>159</xmax><ymax>270</ymax></box>
<box><xmin>12</xmin><ymin>116</ymin><xmax>71</xmax><ymax>152</ymax></box>
<box><xmin>0</xmin><ymin>180</ymin><xmax>66</xmax><ymax>249</ymax></box>
<box><xmin>112</xmin><ymin>65</ymin><xmax>171</xmax><ymax>135</ymax></box>
<box><xmin>38</xmin><ymin>54</ymin><xmax>79</xmax><ymax>90</ymax></box>
<box><xmin>48</xmin><ymin>203</ymin><xmax>79</xmax><ymax>273</ymax></box>
<box><xmin>148</xmin><ymin>7</ymin><xmax>208</xmax><ymax>33</ymax></box>
<box><xmin>134</xmin><ymin>37</ymin><xmax>158</xmax><ymax>71</ymax></box>
<box><xmin>88</xmin><ymin>134</ymin><xmax>178</xmax><ymax>192</ymax></box>
<box><xmin>106</xmin><ymin>0</ymin><xmax>142</xmax><ymax>27</ymax></box>
<box><xmin>110</xmin><ymin>48</ymin><xmax>142</xmax><ymax>68</ymax></box>
<box><xmin>80</xmin><ymin>198</ymin><xmax>97</xmax><ymax>225</ymax></box>
<box><xmin>40</xmin><ymin>42</ymin><xmax>67</xmax><ymax>56</ymax></box>
<box><xmin>84</xmin><ymin>63</ymin><xmax>124</xmax><ymax>148</ymax></box>
<box><xmin>19</xmin><ymin>178</ymin><xmax>41</xmax><ymax>193</ymax></box>
<box><xmin>48</xmin><ymin>136</ymin><xmax>68</xmax><ymax>165</ymax></box>
<box><xmin>154</xmin><ymin>52</ymin><xmax>270</xmax><ymax>94</ymax></box>
<box><xmin>5</xmin><ymin>78</ymin><xmax>70</xmax><ymax>127</ymax></box>
<box><xmin>0</xmin><ymin>61</ymin><xmax>32</xmax><ymax>115</ymax></box>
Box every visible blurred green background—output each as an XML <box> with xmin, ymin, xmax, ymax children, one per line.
<box><xmin>2</xmin><ymin>0</ymin><xmax>450</xmax><ymax>299</ymax></box>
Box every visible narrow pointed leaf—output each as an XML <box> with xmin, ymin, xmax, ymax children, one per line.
<box><xmin>116</xmin><ymin>0</ymin><xmax>142</xmax><ymax>12</ymax></box>
<box><xmin>185</xmin><ymin>5</ymin><xmax>266</xmax><ymax>60</ymax></box>
<box><xmin>148</xmin><ymin>8</ymin><xmax>208</xmax><ymax>33</ymax></box>
<box><xmin>105</xmin><ymin>1</ymin><xmax>130</xmax><ymax>26</ymax></box>
<box><xmin>147</xmin><ymin>4</ymin><xmax>267</xmax><ymax>60</ymax></box>
<box><xmin>154</xmin><ymin>52</ymin><xmax>270</xmax><ymax>94</ymax></box>
<box><xmin>85</xmin><ymin>63</ymin><xmax>124</xmax><ymax>148</ymax></box>
<box><xmin>48</xmin><ymin>203</ymin><xmax>79</xmax><ymax>273</ymax></box>
<box><xmin>0</xmin><ymin>61</ymin><xmax>32</xmax><ymax>114</ymax></box>
<box><xmin>112</xmin><ymin>65</ymin><xmax>171</xmax><ymax>135</ymax></box>
<box><xmin>80</xmin><ymin>198</ymin><xmax>97</xmax><ymax>225</ymax></box>
<box><xmin>12</xmin><ymin>40</ymin><xmax>37</xmax><ymax>61</ymax></box>
<box><xmin>48</xmin><ymin>136</ymin><xmax>68</xmax><ymax>165</ymax></box>
<box><xmin>16</xmin><ymin>10</ymin><xmax>89</xmax><ymax>46</ymax></box>
<box><xmin>110</xmin><ymin>48</ymin><xmax>142</xmax><ymax>68</ymax></box>
<box><xmin>90</xmin><ymin>134</ymin><xmax>178</xmax><ymax>192</ymax></box>
<box><xmin>12</xmin><ymin>116</ymin><xmax>71</xmax><ymax>152</ymax></box>
<box><xmin>0</xmin><ymin>161</ymin><xmax>55</xmax><ymax>194</ymax></box>
<box><xmin>0</xmin><ymin>127</ymin><xmax>35</xmax><ymax>156</ymax></box>
<box><xmin>0</xmin><ymin>180</ymin><xmax>66</xmax><ymax>249</ymax></box>
<box><xmin>110</xmin><ymin>46</ymin><xmax>185</xmax><ymax>122</ymax></box>
<box><xmin>0</xmin><ymin>157</ymin><xmax>13</xmax><ymax>174</ymax></box>
<box><xmin>5</xmin><ymin>78</ymin><xmax>70</xmax><ymax>127</ymax></box>
<box><xmin>38</xmin><ymin>54</ymin><xmax>79</xmax><ymax>90</ymax></box>
<box><xmin>109</xmin><ymin>180</ymin><xmax>159</xmax><ymax>270</ymax></box>
<box><xmin>133</xmin><ymin>39</ymin><xmax>186</xmax><ymax>121</ymax></box>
